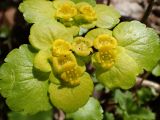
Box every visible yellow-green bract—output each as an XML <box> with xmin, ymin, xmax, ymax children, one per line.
<box><xmin>0</xmin><ymin>0</ymin><xmax>160</xmax><ymax>117</ymax></box>
<box><xmin>19</xmin><ymin>0</ymin><xmax>120</xmax><ymax>31</ymax></box>
<box><xmin>0</xmin><ymin>45</ymin><xmax>94</xmax><ymax>114</ymax></box>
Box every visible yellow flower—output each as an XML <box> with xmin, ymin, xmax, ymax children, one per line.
<box><xmin>77</xmin><ymin>3</ymin><xmax>96</xmax><ymax>22</ymax></box>
<box><xmin>61</xmin><ymin>65</ymin><xmax>84</xmax><ymax>86</ymax></box>
<box><xmin>93</xmin><ymin>34</ymin><xmax>117</xmax><ymax>49</ymax></box>
<box><xmin>56</xmin><ymin>2</ymin><xmax>77</xmax><ymax>21</ymax></box>
<box><xmin>52</xmin><ymin>39</ymin><xmax>72</xmax><ymax>56</ymax></box>
<box><xmin>52</xmin><ymin>53</ymin><xmax>77</xmax><ymax>73</ymax></box>
<box><xmin>95</xmin><ymin>46</ymin><xmax>117</xmax><ymax>69</ymax></box>
<box><xmin>72</xmin><ymin>37</ymin><xmax>93</xmax><ymax>56</ymax></box>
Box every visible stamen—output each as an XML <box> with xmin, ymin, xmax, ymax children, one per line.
<box><xmin>52</xmin><ymin>39</ymin><xmax>72</xmax><ymax>56</ymax></box>
<box><xmin>61</xmin><ymin>66</ymin><xmax>84</xmax><ymax>86</ymax></box>
<box><xmin>78</xmin><ymin>3</ymin><xmax>97</xmax><ymax>22</ymax></box>
<box><xmin>56</xmin><ymin>2</ymin><xmax>77</xmax><ymax>20</ymax></box>
<box><xmin>52</xmin><ymin>53</ymin><xmax>77</xmax><ymax>73</ymax></box>
<box><xmin>94</xmin><ymin>34</ymin><xmax>117</xmax><ymax>49</ymax></box>
<box><xmin>72</xmin><ymin>37</ymin><xmax>93</xmax><ymax>56</ymax></box>
<box><xmin>96</xmin><ymin>46</ymin><xmax>117</xmax><ymax>69</ymax></box>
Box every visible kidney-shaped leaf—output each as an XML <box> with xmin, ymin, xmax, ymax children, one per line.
<box><xmin>113</xmin><ymin>21</ymin><xmax>160</xmax><ymax>71</ymax></box>
<box><xmin>0</xmin><ymin>45</ymin><xmax>51</xmax><ymax>114</ymax></box>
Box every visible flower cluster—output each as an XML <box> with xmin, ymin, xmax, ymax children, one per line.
<box><xmin>33</xmin><ymin>33</ymin><xmax>118</xmax><ymax>87</ymax></box>
<box><xmin>55</xmin><ymin>1</ymin><xmax>96</xmax><ymax>25</ymax></box>
<box><xmin>0</xmin><ymin>0</ymin><xmax>159</xmax><ymax>116</ymax></box>
<box><xmin>93</xmin><ymin>34</ymin><xmax>117</xmax><ymax>69</ymax></box>
<box><xmin>51</xmin><ymin>39</ymin><xmax>85</xmax><ymax>86</ymax></box>
<box><xmin>50</xmin><ymin>34</ymin><xmax>118</xmax><ymax>86</ymax></box>
<box><xmin>19</xmin><ymin>0</ymin><xmax>121</xmax><ymax>29</ymax></box>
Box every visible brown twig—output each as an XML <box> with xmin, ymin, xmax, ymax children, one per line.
<box><xmin>136</xmin><ymin>72</ymin><xmax>150</xmax><ymax>88</ymax></box>
<box><xmin>0</xmin><ymin>10</ymin><xmax>5</xmax><ymax>27</ymax></box>
<box><xmin>136</xmin><ymin>77</ymin><xmax>160</xmax><ymax>93</ymax></box>
<box><xmin>107</xmin><ymin>0</ymin><xmax>111</xmax><ymax>5</ymax></box>
<box><xmin>141</xmin><ymin>0</ymin><xmax>155</xmax><ymax>23</ymax></box>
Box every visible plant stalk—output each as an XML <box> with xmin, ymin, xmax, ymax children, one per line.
<box><xmin>141</xmin><ymin>0</ymin><xmax>154</xmax><ymax>23</ymax></box>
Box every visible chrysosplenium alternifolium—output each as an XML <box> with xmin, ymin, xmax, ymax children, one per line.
<box><xmin>0</xmin><ymin>0</ymin><xmax>159</xmax><ymax>116</ymax></box>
